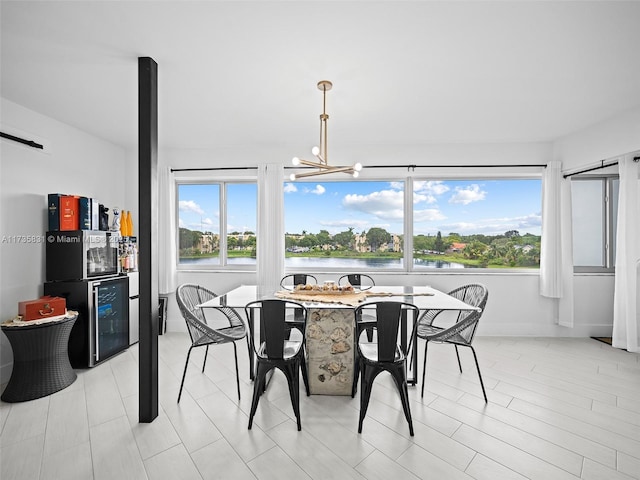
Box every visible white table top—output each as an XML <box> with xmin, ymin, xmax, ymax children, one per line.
<box><xmin>198</xmin><ymin>285</ymin><xmax>479</xmax><ymax>312</ymax></box>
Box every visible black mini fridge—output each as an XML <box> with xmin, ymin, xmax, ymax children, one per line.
<box><xmin>45</xmin><ymin>275</ymin><xmax>129</xmax><ymax>368</ymax></box>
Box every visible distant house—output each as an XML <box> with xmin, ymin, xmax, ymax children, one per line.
<box><xmin>448</xmin><ymin>242</ymin><xmax>467</xmax><ymax>253</ymax></box>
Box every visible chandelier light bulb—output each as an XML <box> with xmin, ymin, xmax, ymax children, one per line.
<box><xmin>352</xmin><ymin>170</ymin><xmax>359</xmax><ymax>178</ymax></box>
<box><xmin>292</xmin><ymin>157</ymin><xmax>300</xmax><ymax>166</ymax></box>
<box><xmin>289</xmin><ymin>173</ymin><xmax>297</xmax><ymax>181</ymax></box>
<box><xmin>311</xmin><ymin>146</ymin><xmax>320</xmax><ymax>156</ymax></box>
<box><xmin>354</xmin><ymin>162</ymin><xmax>363</xmax><ymax>171</ymax></box>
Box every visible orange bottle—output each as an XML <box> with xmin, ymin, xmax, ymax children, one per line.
<box><xmin>119</xmin><ymin>209</ymin><xmax>127</xmax><ymax>236</ymax></box>
<box><xmin>126</xmin><ymin>211</ymin><xmax>134</xmax><ymax>237</ymax></box>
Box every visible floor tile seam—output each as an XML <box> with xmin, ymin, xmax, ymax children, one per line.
<box><xmin>452</xmin><ymin>423</ymin><xmax>585</xmax><ymax>479</ymax></box>
<box><xmin>483</xmin><ymin>365</ymin><xmax>616</xmax><ymax>404</ymax></box>
<box><xmin>456</xmin><ymin>395</ymin><xmax>619</xmax><ymax>469</ymax></box>
<box><xmin>529</xmin><ymin>365</ymin><xmax>640</xmax><ymax>398</ymax></box>
<box><xmin>246</xmin><ymin>444</ymin><xmax>313</xmax><ymax>480</ymax></box>
<box><xmin>509</xmin><ymin>397</ymin><xmax>640</xmax><ymax>445</ymax></box>
<box><xmin>463</xmin><ymin>452</ymin><xmax>527</xmax><ymax>480</ymax></box>
<box><xmin>430</xmin><ymin>394</ymin><xmax>586</xmax><ymax>474</ymax></box>
<box><xmin>503</xmin><ymin>389</ymin><xmax>640</xmax><ymax>440</ymax></box>
<box><xmin>506</xmin><ymin>399</ymin><xmax>640</xmax><ymax>460</ymax></box>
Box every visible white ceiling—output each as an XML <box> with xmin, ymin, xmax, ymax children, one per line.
<box><xmin>2</xmin><ymin>1</ymin><xmax>640</xmax><ymax>152</ymax></box>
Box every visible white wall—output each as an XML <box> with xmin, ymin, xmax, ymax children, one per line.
<box><xmin>161</xmin><ymin>115</ymin><xmax>639</xmax><ymax>340</ymax></box>
<box><xmin>0</xmin><ymin>98</ymin><xmax>128</xmax><ymax>384</ymax></box>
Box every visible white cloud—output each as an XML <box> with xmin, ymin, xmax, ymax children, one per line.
<box><xmin>310</xmin><ymin>185</ymin><xmax>325</xmax><ymax>195</ymax></box>
<box><xmin>449</xmin><ymin>184</ymin><xmax>486</xmax><ymax>205</ymax></box>
<box><xmin>414</xmin><ymin>208</ymin><xmax>447</xmax><ymax>222</ymax></box>
<box><xmin>179</xmin><ymin>200</ymin><xmax>205</xmax><ymax>215</ymax></box>
<box><xmin>201</xmin><ymin>218</ymin><xmax>214</xmax><ymax>226</ymax></box>
<box><xmin>319</xmin><ymin>218</ymin><xmax>370</xmax><ymax>232</ymax></box>
<box><xmin>343</xmin><ymin>189</ymin><xmax>404</xmax><ymax>220</ymax></box>
<box><xmin>415</xmin><ymin>180</ymin><xmax>450</xmax><ymax>196</ymax></box>
<box><xmin>438</xmin><ymin>213</ymin><xmax>542</xmax><ymax>235</ymax></box>
<box><xmin>283</xmin><ymin>183</ymin><xmax>297</xmax><ymax>193</ymax></box>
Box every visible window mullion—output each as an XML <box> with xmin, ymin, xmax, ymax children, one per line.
<box><xmin>220</xmin><ymin>182</ymin><xmax>228</xmax><ymax>265</ymax></box>
<box><xmin>404</xmin><ymin>176</ymin><xmax>413</xmax><ymax>272</ymax></box>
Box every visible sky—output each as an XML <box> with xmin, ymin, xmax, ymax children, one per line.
<box><xmin>178</xmin><ymin>179</ymin><xmax>542</xmax><ymax>237</ymax></box>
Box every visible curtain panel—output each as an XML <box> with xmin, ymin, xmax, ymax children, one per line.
<box><xmin>612</xmin><ymin>155</ymin><xmax>640</xmax><ymax>352</ymax></box>
<box><xmin>540</xmin><ymin>161</ymin><xmax>574</xmax><ymax>327</ymax></box>
<box><xmin>158</xmin><ymin>166</ymin><xmax>177</xmax><ymax>295</ymax></box>
<box><xmin>257</xmin><ymin>164</ymin><xmax>285</xmax><ymax>296</ymax></box>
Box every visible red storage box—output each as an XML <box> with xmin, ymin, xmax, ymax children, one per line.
<box><xmin>18</xmin><ymin>296</ymin><xmax>66</xmax><ymax>321</ymax></box>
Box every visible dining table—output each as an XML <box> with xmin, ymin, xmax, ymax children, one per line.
<box><xmin>198</xmin><ymin>284</ymin><xmax>480</xmax><ymax>395</ymax></box>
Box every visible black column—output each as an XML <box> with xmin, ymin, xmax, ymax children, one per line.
<box><xmin>138</xmin><ymin>56</ymin><xmax>159</xmax><ymax>423</ymax></box>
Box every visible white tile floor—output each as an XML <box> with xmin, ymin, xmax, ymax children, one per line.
<box><xmin>1</xmin><ymin>333</ymin><xmax>639</xmax><ymax>480</ymax></box>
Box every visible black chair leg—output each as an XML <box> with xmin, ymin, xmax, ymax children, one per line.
<box><xmin>421</xmin><ymin>341</ymin><xmax>429</xmax><ymax>398</ymax></box>
<box><xmin>202</xmin><ymin>345</ymin><xmax>209</xmax><ymax>373</ymax></box>
<box><xmin>469</xmin><ymin>346</ymin><xmax>488</xmax><ymax>403</ymax></box>
<box><xmin>283</xmin><ymin>363</ymin><xmax>302</xmax><ymax>431</ymax></box>
<box><xmin>178</xmin><ymin>346</ymin><xmax>193</xmax><ymax>403</ymax></box>
<box><xmin>246</xmin><ymin>337</ymin><xmax>254</xmax><ymax>381</ymax></box>
<box><xmin>358</xmin><ymin>363</ymin><xmax>377</xmax><ymax>433</ymax></box>
<box><xmin>300</xmin><ymin>354</ymin><xmax>310</xmax><ymax>396</ymax></box>
<box><xmin>454</xmin><ymin>345</ymin><xmax>463</xmax><ymax>373</ymax></box>
<box><xmin>233</xmin><ymin>342</ymin><xmax>241</xmax><ymax>401</ymax></box>
<box><xmin>248</xmin><ymin>363</ymin><xmax>269</xmax><ymax>429</ymax></box>
<box><xmin>390</xmin><ymin>365</ymin><xmax>414</xmax><ymax>436</ymax></box>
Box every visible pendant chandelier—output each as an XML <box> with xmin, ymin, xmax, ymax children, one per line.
<box><xmin>289</xmin><ymin>80</ymin><xmax>362</xmax><ymax>181</ymax></box>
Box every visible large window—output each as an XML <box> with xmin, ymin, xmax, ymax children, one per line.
<box><xmin>413</xmin><ymin>179</ymin><xmax>542</xmax><ymax>269</ymax></box>
<box><xmin>571</xmin><ymin>176</ymin><xmax>619</xmax><ymax>271</ymax></box>
<box><xmin>177</xmin><ymin>182</ymin><xmax>257</xmax><ymax>268</ymax></box>
<box><xmin>283</xmin><ymin>177</ymin><xmax>542</xmax><ymax>271</ymax></box>
<box><xmin>284</xmin><ymin>181</ymin><xmax>405</xmax><ymax>270</ymax></box>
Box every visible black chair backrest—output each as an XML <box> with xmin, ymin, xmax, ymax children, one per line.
<box><xmin>339</xmin><ymin>274</ymin><xmax>374</xmax><ymax>290</ymax></box>
<box><xmin>245</xmin><ymin>299</ymin><xmax>307</xmax><ymax>359</ymax></box>
<box><xmin>355</xmin><ymin>301</ymin><xmax>419</xmax><ymax>362</ymax></box>
<box><xmin>280</xmin><ymin>274</ymin><xmax>318</xmax><ymax>290</ymax></box>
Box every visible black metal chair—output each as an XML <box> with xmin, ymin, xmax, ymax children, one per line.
<box><xmin>280</xmin><ymin>273</ymin><xmax>318</xmax><ymax>291</ymax></box>
<box><xmin>415</xmin><ymin>283</ymin><xmax>489</xmax><ymax>402</ymax></box>
<box><xmin>245</xmin><ymin>299</ymin><xmax>310</xmax><ymax>431</ymax></box>
<box><xmin>338</xmin><ymin>273</ymin><xmax>375</xmax><ymax>291</ymax></box>
<box><xmin>175</xmin><ymin>284</ymin><xmax>249</xmax><ymax>403</ymax></box>
<box><xmin>353</xmin><ymin>301</ymin><xmax>420</xmax><ymax>436</ymax></box>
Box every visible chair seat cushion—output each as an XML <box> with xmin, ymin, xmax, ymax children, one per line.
<box><xmin>359</xmin><ymin>342</ymin><xmax>403</xmax><ymax>362</ymax></box>
<box><xmin>258</xmin><ymin>340</ymin><xmax>303</xmax><ymax>360</ymax></box>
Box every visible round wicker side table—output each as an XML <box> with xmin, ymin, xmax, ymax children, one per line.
<box><xmin>1</xmin><ymin>314</ymin><xmax>77</xmax><ymax>402</ymax></box>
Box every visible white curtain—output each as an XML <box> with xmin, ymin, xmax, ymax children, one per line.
<box><xmin>539</xmin><ymin>161</ymin><xmax>574</xmax><ymax>327</ymax></box>
<box><xmin>612</xmin><ymin>156</ymin><xmax>640</xmax><ymax>352</ymax></box>
<box><xmin>257</xmin><ymin>163</ymin><xmax>285</xmax><ymax>297</ymax></box>
<box><xmin>158</xmin><ymin>166</ymin><xmax>177</xmax><ymax>295</ymax></box>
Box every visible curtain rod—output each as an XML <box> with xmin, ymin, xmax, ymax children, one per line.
<box><xmin>0</xmin><ymin>131</ymin><xmax>44</xmax><ymax>150</ymax></box>
<box><xmin>172</xmin><ymin>163</ymin><xmax>546</xmax><ymax>173</ymax></box>
<box><xmin>171</xmin><ymin>167</ymin><xmax>258</xmax><ymax>172</ymax></box>
<box><xmin>563</xmin><ymin>156</ymin><xmax>639</xmax><ymax>179</ymax></box>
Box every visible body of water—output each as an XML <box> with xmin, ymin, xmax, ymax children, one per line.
<box><xmin>180</xmin><ymin>256</ymin><xmax>467</xmax><ymax>269</ymax></box>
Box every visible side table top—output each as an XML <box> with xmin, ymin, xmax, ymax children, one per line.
<box><xmin>2</xmin><ymin>310</ymin><xmax>78</xmax><ymax>329</ymax></box>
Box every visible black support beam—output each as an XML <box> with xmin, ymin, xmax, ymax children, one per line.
<box><xmin>138</xmin><ymin>56</ymin><xmax>159</xmax><ymax>423</ymax></box>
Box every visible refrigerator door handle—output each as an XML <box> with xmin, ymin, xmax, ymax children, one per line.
<box><xmin>93</xmin><ymin>286</ymin><xmax>100</xmax><ymax>363</ymax></box>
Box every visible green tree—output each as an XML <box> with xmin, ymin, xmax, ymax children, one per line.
<box><xmin>434</xmin><ymin>231</ymin><xmax>444</xmax><ymax>253</ymax></box>
<box><xmin>463</xmin><ymin>240</ymin><xmax>488</xmax><ymax>259</ymax></box>
<box><xmin>316</xmin><ymin>229</ymin><xmax>332</xmax><ymax>247</ymax></box>
<box><xmin>333</xmin><ymin>228</ymin><xmax>355</xmax><ymax>250</ymax></box>
<box><xmin>366</xmin><ymin>227</ymin><xmax>391</xmax><ymax>251</ymax></box>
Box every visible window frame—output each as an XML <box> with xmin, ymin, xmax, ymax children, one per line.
<box><xmin>176</xmin><ymin>178</ymin><xmax>257</xmax><ymax>271</ymax></box>
<box><xmin>283</xmin><ymin>172</ymin><xmax>543</xmax><ymax>274</ymax></box>
<box><xmin>571</xmin><ymin>175</ymin><xmax>618</xmax><ymax>273</ymax></box>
